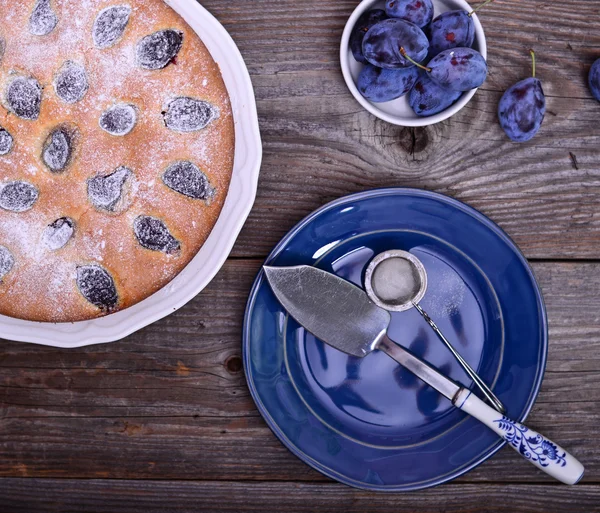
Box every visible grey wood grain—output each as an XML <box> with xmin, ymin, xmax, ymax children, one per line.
<box><xmin>191</xmin><ymin>0</ymin><xmax>600</xmax><ymax>259</ymax></box>
<box><xmin>1</xmin><ymin>479</ymin><xmax>599</xmax><ymax>513</ymax></box>
<box><xmin>0</xmin><ymin>260</ymin><xmax>597</xmax><ymax>484</ymax></box>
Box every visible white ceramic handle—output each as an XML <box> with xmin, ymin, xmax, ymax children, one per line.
<box><xmin>455</xmin><ymin>389</ymin><xmax>584</xmax><ymax>485</ymax></box>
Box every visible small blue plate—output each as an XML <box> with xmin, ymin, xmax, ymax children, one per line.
<box><xmin>243</xmin><ymin>188</ymin><xmax>547</xmax><ymax>491</ymax></box>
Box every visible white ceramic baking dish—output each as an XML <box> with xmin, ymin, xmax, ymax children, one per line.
<box><xmin>0</xmin><ymin>0</ymin><xmax>262</xmax><ymax>347</ymax></box>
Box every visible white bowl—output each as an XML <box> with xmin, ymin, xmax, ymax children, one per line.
<box><xmin>340</xmin><ymin>0</ymin><xmax>487</xmax><ymax>126</ymax></box>
<box><xmin>0</xmin><ymin>0</ymin><xmax>262</xmax><ymax>348</ymax></box>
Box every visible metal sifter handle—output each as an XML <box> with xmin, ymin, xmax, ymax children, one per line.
<box><xmin>412</xmin><ymin>301</ymin><xmax>506</xmax><ymax>414</ymax></box>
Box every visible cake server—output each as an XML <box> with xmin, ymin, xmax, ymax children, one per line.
<box><xmin>263</xmin><ymin>265</ymin><xmax>584</xmax><ymax>485</ymax></box>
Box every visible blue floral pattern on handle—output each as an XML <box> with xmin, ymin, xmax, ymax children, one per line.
<box><xmin>494</xmin><ymin>417</ymin><xmax>567</xmax><ymax>468</ymax></box>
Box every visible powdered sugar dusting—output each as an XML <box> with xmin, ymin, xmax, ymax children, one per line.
<box><xmin>1</xmin><ymin>212</ymin><xmax>43</xmax><ymax>256</ymax></box>
<box><xmin>54</xmin><ymin>60</ymin><xmax>89</xmax><ymax>103</ymax></box>
<box><xmin>83</xmin><ymin>232</ymin><xmax>106</xmax><ymax>263</ymax></box>
<box><xmin>0</xmin><ymin>127</ymin><xmax>14</xmax><ymax>155</ymax></box>
<box><xmin>42</xmin><ymin>126</ymin><xmax>74</xmax><ymax>172</ymax></box>
<box><xmin>5</xmin><ymin>76</ymin><xmax>42</xmax><ymax>120</ymax></box>
<box><xmin>87</xmin><ymin>166</ymin><xmax>133</xmax><ymax>212</ymax></box>
<box><xmin>7</xmin><ymin>0</ymin><xmax>96</xmax><ymax>71</ymax></box>
<box><xmin>93</xmin><ymin>5</ymin><xmax>131</xmax><ymax>49</ymax></box>
<box><xmin>425</xmin><ymin>267</ymin><xmax>467</xmax><ymax>318</ymax></box>
<box><xmin>29</xmin><ymin>0</ymin><xmax>58</xmax><ymax>36</ymax></box>
<box><xmin>99</xmin><ymin>103</ymin><xmax>137</xmax><ymax>135</ymax></box>
<box><xmin>76</xmin><ymin>264</ymin><xmax>118</xmax><ymax>310</ymax></box>
<box><xmin>0</xmin><ymin>181</ymin><xmax>39</xmax><ymax>212</ymax></box>
<box><xmin>133</xmin><ymin>215</ymin><xmax>180</xmax><ymax>254</ymax></box>
<box><xmin>163</xmin><ymin>96</ymin><xmax>219</xmax><ymax>133</ymax></box>
<box><xmin>0</xmin><ymin>245</ymin><xmax>15</xmax><ymax>279</ymax></box>
<box><xmin>162</xmin><ymin>161</ymin><xmax>213</xmax><ymax>200</ymax></box>
<box><xmin>42</xmin><ymin>217</ymin><xmax>75</xmax><ymax>250</ymax></box>
<box><xmin>9</xmin><ymin>255</ymin><xmax>75</xmax><ymax>318</ymax></box>
<box><xmin>0</xmin><ymin>0</ymin><xmax>235</xmax><ymax>321</ymax></box>
<box><xmin>136</xmin><ymin>29</ymin><xmax>183</xmax><ymax>70</ymax></box>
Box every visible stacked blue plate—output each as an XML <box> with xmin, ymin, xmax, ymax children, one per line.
<box><xmin>243</xmin><ymin>188</ymin><xmax>547</xmax><ymax>491</ymax></box>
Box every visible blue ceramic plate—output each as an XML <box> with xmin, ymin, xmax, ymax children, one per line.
<box><xmin>243</xmin><ymin>188</ymin><xmax>547</xmax><ymax>491</ymax></box>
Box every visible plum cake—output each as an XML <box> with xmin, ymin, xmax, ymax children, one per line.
<box><xmin>0</xmin><ymin>0</ymin><xmax>235</xmax><ymax>322</ymax></box>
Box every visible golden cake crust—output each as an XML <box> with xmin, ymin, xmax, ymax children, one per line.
<box><xmin>0</xmin><ymin>0</ymin><xmax>234</xmax><ymax>322</ymax></box>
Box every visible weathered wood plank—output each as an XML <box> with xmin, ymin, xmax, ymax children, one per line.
<box><xmin>0</xmin><ymin>402</ymin><xmax>595</xmax><ymax>482</ymax></box>
<box><xmin>176</xmin><ymin>0</ymin><xmax>600</xmax><ymax>259</ymax></box>
<box><xmin>0</xmin><ymin>260</ymin><xmax>598</xmax><ymax>482</ymax></box>
<box><xmin>202</xmin><ymin>0</ymin><xmax>600</xmax><ymax>88</ymax></box>
<box><xmin>1</xmin><ymin>479</ymin><xmax>599</xmax><ymax>513</ymax></box>
<box><xmin>230</xmin><ymin>88</ymin><xmax>600</xmax><ymax>259</ymax></box>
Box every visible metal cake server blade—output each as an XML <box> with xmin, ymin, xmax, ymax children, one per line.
<box><xmin>263</xmin><ymin>265</ymin><xmax>584</xmax><ymax>485</ymax></box>
<box><xmin>263</xmin><ymin>264</ymin><xmax>459</xmax><ymax>401</ymax></box>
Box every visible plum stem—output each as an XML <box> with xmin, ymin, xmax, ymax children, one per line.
<box><xmin>530</xmin><ymin>49</ymin><xmax>536</xmax><ymax>78</ymax></box>
<box><xmin>469</xmin><ymin>0</ymin><xmax>495</xmax><ymax>17</ymax></box>
<box><xmin>400</xmin><ymin>47</ymin><xmax>431</xmax><ymax>72</ymax></box>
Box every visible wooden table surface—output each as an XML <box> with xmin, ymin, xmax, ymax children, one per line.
<box><xmin>2</xmin><ymin>1</ymin><xmax>600</xmax><ymax>511</ymax></box>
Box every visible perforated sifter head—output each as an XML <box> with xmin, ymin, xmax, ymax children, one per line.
<box><xmin>364</xmin><ymin>250</ymin><xmax>428</xmax><ymax>312</ymax></box>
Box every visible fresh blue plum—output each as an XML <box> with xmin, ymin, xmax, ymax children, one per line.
<box><xmin>498</xmin><ymin>77</ymin><xmax>545</xmax><ymax>142</ymax></box>
<box><xmin>427</xmin><ymin>48</ymin><xmax>487</xmax><ymax>91</ymax></box>
<box><xmin>385</xmin><ymin>0</ymin><xmax>434</xmax><ymax>29</ymax></box>
<box><xmin>363</xmin><ymin>18</ymin><xmax>429</xmax><ymax>69</ymax></box>
<box><xmin>409</xmin><ymin>72</ymin><xmax>462</xmax><ymax>116</ymax></box>
<box><xmin>589</xmin><ymin>58</ymin><xmax>600</xmax><ymax>102</ymax></box>
<box><xmin>358</xmin><ymin>64</ymin><xmax>419</xmax><ymax>102</ymax></box>
<box><xmin>429</xmin><ymin>10</ymin><xmax>474</xmax><ymax>56</ymax></box>
<box><xmin>349</xmin><ymin>9</ymin><xmax>387</xmax><ymax>63</ymax></box>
